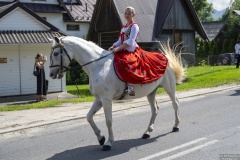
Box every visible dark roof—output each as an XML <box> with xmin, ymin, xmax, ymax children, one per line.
<box><xmin>0</xmin><ymin>2</ymin><xmax>66</xmax><ymax>13</ymax></box>
<box><xmin>0</xmin><ymin>2</ymin><xmax>67</xmax><ymax>44</ymax></box>
<box><xmin>87</xmin><ymin>0</ymin><xmax>209</xmax><ymax>42</ymax></box>
<box><xmin>0</xmin><ymin>1</ymin><xmax>66</xmax><ymax>34</ymax></box>
<box><xmin>0</xmin><ymin>30</ymin><xmax>64</xmax><ymax>44</ymax></box>
<box><xmin>0</xmin><ymin>2</ymin><xmax>15</xmax><ymax>14</ymax></box>
<box><xmin>153</xmin><ymin>0</ymin><xmax>175</xmax><ymax>39</ymax></box>
<box><xmin>64</xmin><ymin>0</ymin><xmax>96</xmax><ymax>22</ymax></box>
<box><xmin>201</xmin><ymin>21</ymin><xmax>226</xmax><ymax>41</ymax></box>
<box><xmin>0</xmin><ymin>1</ymin><xmax>96</xmax><ymax>22</ymax></box>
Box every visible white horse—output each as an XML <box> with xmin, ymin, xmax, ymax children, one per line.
<box><xmin>49</xmin><ymin>36</ymin><xmax>185</xmax><ymax>151</ymax></box>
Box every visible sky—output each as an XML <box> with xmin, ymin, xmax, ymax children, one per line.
<box><xmin>207</xmin><ymin>0</ymin><xmax>231</xmax><ymax>11</ymax></box>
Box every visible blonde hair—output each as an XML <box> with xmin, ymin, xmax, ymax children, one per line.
<box><xmin>125</xmin><ymin>6</ymin><xmax>135</xmax><ymax>16</ymax></box>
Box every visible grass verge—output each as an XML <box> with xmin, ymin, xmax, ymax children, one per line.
<box><xmin>1</xmin><ymin>66</ymin><xmax>240</xmax><ymax>111</ymax></box>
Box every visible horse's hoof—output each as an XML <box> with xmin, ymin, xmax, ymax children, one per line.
<box><xmin>172</xmin><ymin>127</ymin><xmax>179</xmax><ymax>132</ymax></box>
<box><xmin>99</xmin><ymin>136</ymin><xmax>105</xmax><ymax>146</ymax></box>
<box><xmin>142</xmin><ymin>134</ymin><xmax>150</xmax><ymax>139</ymax></box>
<box><xmin>102</xmin><ymin>145</ymin><xmax>111</xmax><ymax>151</ymax></box>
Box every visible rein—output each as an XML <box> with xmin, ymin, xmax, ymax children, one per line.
<box><xmin>49</xmin><ymin>43</ymin><xmax>114</xmax><ymax>98</ymax></box>
<box><xmin>49</xmin><ymin>45</ymin><xmax>113</xmax><ymax>72</ymax></box>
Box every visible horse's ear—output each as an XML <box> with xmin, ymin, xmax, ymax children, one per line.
<box><xmin>48</xmin><ymin>38</ymin><xmax>54</xmax><ymax>43</ymax></box>
<box><xmin>54</xmin><ymin>37</ymin><xmax>60</xmax><ymax>43</ymax></box>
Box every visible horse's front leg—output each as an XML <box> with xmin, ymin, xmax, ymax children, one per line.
<box><xmin>101</xmin><ymin>98</ymin><xmax>114</xmax><ymax>151</ymax></box>
<box><xmin>87</xmin><ymin>99</ymin><xmax>105</xmax><ymax>145</ymax></box>
<box><xmin>142</xmin><ymin>89</ymin><xmax>159</xmax><ymax>139</ymax></box>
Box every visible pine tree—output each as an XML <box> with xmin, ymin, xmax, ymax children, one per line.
<box><xmin>209</xmin><ymin>40</ymin><xmax>217</xmax><ymax>55</ymax></box>
<box><xmin>228</xmin><ymin>39</ymin><xmax>235</xmax><ymax>53</ymax></box>
<box><xmin>196</xmin><ymin>40</ymin><xmax>204</xmax><ymax>58</ymax></box>
<box><xmin>209</xmin><ymin>40</ymin><xmax>215</xmax><ymax>55</ymax></box>
<box><xmin>221</xmin><ymin>39</ymin><xmax>229</xmax><ymax>54</ymax></box>
<box><xmin>215</xmin><ymin>39</ymin><xmax>221</xmax><ymax>55</ymax></box>
<box><xmin>203</xmin><ymin>41</ymin><xmax>210</xmax><ymax>58</ymax></box>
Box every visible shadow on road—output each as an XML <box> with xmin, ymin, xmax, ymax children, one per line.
<box><xmin>229</xmin><ymin>90</ymin><xmax>240</xmax><ymax>96</ymax></box>
<box><xmin>47</xmin><ymin>132</ymin><xmax>172</xmax><ymax>160</ymax></box>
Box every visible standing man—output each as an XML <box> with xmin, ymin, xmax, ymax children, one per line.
<box><xmin>235</xmin><ymin>40</ymin><xmax>240</xmax><ymax>68</ymax></box>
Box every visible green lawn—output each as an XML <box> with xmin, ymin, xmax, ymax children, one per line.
<box><xmin>1</xmin><ymin>66</ymin><xmax>239</xmax><ymax>111</ymax></box>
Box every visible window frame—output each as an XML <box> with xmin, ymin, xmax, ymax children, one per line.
<box><xmin>66</xmin><ymin>24</ymin><xmax>80</xmax><ymax>31</ymax></box>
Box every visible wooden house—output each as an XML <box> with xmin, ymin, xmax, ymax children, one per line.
<box><xmin>87</xmin><ymin>0</ymin><xmax>209</xmax><ymax>64</ymax></box>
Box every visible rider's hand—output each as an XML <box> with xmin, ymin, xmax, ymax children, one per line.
<box><xmin>108</xmin><ymin>46</ymin><xmax>114</xmax><ymax>51</ymax></box>
<box><xmin>113</xmin><ymin>47</ymin><xmax>120</xmax><ymax>53</ymax></box>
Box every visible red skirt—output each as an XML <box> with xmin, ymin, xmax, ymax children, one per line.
<box><xmin>114</xmin><ymin>47</ymin><xmax>168</xmax><ymax>84</ymax></box>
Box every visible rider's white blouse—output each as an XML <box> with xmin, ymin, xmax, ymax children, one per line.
<box><xmin>113</xmin><ymin>24</ymin><xmax>139</xmax><ymax>52</ymax></box>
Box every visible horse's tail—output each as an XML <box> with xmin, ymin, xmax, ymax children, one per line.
<box><xmin>159</xmin><ymin>41</ymin><xmax>185</xmax><ymax>84</ymax></box>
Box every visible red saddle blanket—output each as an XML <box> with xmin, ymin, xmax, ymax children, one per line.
<box><xmin>113</xmin><ymin>47</ymin><xmax>169</xmax><ymax>84</ymax></box>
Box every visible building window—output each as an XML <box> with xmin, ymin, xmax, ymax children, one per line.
<box><xmin>174</xmin><ymin>31</ymin><xmax>182</xmax><ymax>44</ymax></box>
<box><xmin>67</xmin><ymin>24</ymin><xmax>80</xmax><ymax>31</ymax></box>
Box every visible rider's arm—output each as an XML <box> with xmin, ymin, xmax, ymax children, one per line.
<box><xmin>109</xmin><ymin>36</ymin><xmax>121</xmax><ymax>51</ymax></box>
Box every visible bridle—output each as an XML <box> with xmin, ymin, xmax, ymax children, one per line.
<box><xmin>49</xmin><ymin>45</ymin><xmax>72</xmax><ymax>73</ymax></box>
<box><xmin>49</xmin><ymin>43</ymin><xmax>114</xmax><ymax>74</ymax></box>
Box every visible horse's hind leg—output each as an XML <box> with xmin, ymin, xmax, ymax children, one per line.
<box><xmin>142</xmin><ymin>89</ymin><xmax>159</xmax><ymax>139</ymax></box>
<box><xmin>161</xmin><ymin>68</ymin><xmax>180</xmax><ymax>132</ymax></box>
<box><xmin>87</xmin><ymin>99</ymin><xmax>105</xmax><ymax>145</ymax></box>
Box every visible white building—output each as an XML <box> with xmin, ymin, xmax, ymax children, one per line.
<box><xmin>0</xmin><ymin>0</ymin><xmax>95</xmax><ymax>97</ymax></box>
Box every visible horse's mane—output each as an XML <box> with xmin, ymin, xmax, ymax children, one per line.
<box><xmin>61</xmin><ymin>36</ymin><xmax>104</xmax><ymax>54</ymax></box>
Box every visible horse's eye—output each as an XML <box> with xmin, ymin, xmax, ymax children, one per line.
<box><xmin>54</xmin><ymin>52</ymin><xmax>58</xmax><ymax>56</ymax></box>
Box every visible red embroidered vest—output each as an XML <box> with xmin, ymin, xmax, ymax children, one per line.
<box><xmin>120</xmin><ymin>22</ymin><xmax>137</xmax><ymax>44</ymax></box>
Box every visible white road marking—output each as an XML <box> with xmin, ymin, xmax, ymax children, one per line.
<box><xmin>138</xmin><ymin>138</ymin><xmax>207</xmax><ymax>160</ymax></box>
<box><xmin>160</xmin><ymin>140</ymin><xmax>219</xmax><ymax>160</ymax></box>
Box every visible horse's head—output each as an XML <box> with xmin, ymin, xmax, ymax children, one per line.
<box><xmin>49</xmin><ymin>37</ymin><xmax>72</xmax><ymax>79</ymax></box>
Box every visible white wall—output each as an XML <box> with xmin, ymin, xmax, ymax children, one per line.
<box><xmin>0</xmin><ymin>46</ymin><xmax>21</xmax><ymax>96</ymax></box>
<box><xmin>0</xmin><ymin>44</ymin><xmax>66</xmax><ymax>97</ymax></box>
<box><xmin>36</xmin><ymin>12</ymin><xmax>89</xmax><ymax>38</ymax></box>
<box><xmin>0</xmin><ymin>8</ymin><xmax>49</xmax><ymax>30</ymax></box>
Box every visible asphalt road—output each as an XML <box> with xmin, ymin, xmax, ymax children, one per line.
<box><xmin>1</xmin><ymin>87</ymin><xmax>240</xmax><ymax>160</ymax></box>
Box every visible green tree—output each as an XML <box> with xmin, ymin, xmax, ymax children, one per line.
<box><xmin>196</xmin><ymin>40</ymin><xmax>204</xmax><ymax>58</ymax></box>
<box><xmin>66</xmin><ymin>60</ymin><xmax>89</xmax><ymax>85</ymax></box>
<box><xmin>221</xmin><ymin>0</ymin><xmax>240</xmax><ymax>39</ymax></box>
<box><xmin>209</xmin><ymin>40</ymin><xmax>216</xmax><ymax>55</ymax></box>
<box><xmin>191</xmin><ymin>0</ymin><xmax>214</xmax><ymax>22</ymax></box>
<box><xmin>221</xmin><ymin>39</ymin><xmax>229</xmax><ymax>53</ymax></box>
<box><xmin>219</xmin><ymin>8</ymin><xmax>230</xmax><ymax>21</ymax></box>
<box><xmin>203</xmin><ymin>41</ymin><xmax>210</xmax><ymax>57</ymax></box>
<box><xmin>228</xmin><ymin>39</ymin><xmax>235</xmax><ymax>53</ymax></box>
<box><xmin>215</xmin><ymin>39</ymin><xmax>222</xmax><ymax>55</ymax></box>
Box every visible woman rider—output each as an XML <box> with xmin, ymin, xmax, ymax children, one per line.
<box><xmin>109</xmin><ymin>6</ymin><xmax>168</xmax><ymax>96</ymax></box>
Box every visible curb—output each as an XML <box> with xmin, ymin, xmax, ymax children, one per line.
<box><xmin>1</xmin><ymin>85</ymin><xmax>239</xmax><ymax>135</ymax></box>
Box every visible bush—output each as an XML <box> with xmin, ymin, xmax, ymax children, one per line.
<box><xmin>66</xmin><ymin>60</ymin><xmax>89</xmax><ymax>85</ymax></box>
